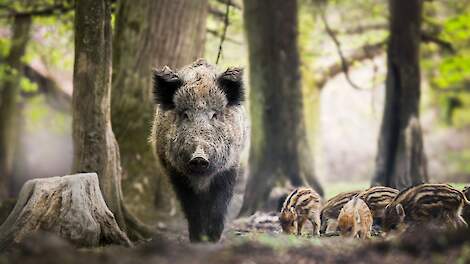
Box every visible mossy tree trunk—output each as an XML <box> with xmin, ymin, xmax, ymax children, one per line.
<box><xmin>240</xmin><ymin>0</ymin><xmax>323</xmax><ymax>215</ymax></box>
<box><xmin>372</xmin><ymin>0</ymin><xmax>428</xmax><ymax>190</ymax></box>
<box><xmin>0</xmin><ymin>15</ymin><xmax>32</xmax><ymax>201</ymax></box>
<box><xmin>72</xmin><ymin>0</ymin><xmax>126</xmax><ymax>230</ymax></box>
<box><xmin>111</xmin><ymin>0</ymin><xmax>208</xmax><ymax>216</ymax></box>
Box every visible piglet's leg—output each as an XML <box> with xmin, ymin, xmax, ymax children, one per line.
<box><xmin>309</xmin><ymin>214</ymin><xmax>321</xmax><ymax>236</ymax></box>
<box><xmin>297</xmin><ymin>217</ymin><xmax>307</xmax><ymax>236</ymax></box>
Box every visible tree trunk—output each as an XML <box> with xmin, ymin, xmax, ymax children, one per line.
<box><xmin>0</xmin><ymin>15</ymin><xmax>32</xmax><ymax>201</ymax></box>
<box><xmin>111</xmin><ymin>0</ymin><xmax>208</xmax><ymax>217</ymax></box>
<box><xmin>0</xmin><ymin>173</ymin><xmax>131</xmax><ymax>251</ymax></box>
<box><xmin>72</xmin><ymin>0</ymin><xmax>126</xmax><ymax>230</ymax></box>
<box><xmin>372</xmin><ymin>0</ymin><xmax>428</xmax><ymax>190</ymax></box>
<box><xmin>240</xmin><ymin>0</ymin><xmax>323</xmax><ymax>215</ymax></box>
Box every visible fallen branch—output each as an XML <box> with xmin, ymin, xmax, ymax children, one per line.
<box><xmin>208</xmin><ymin>5</ymin><xmax>226</xmax><ymax>20</ymax></box>
<box><xmin>335</xmin><ymin>23</ymin><xmax>387</xmax><ymax>35</ymax></box>
<box><xmin>319</xmin><ymin>6</ymin><xmax>366</xmax><ymax>90</ymax></box>
<box><xmin>315</xmin><ymin>41</ymin><xmax>386</xmax><ymax>89</ymax></box>
<box><xmin>22</xmin><ymin>64</ymin><xmax>71</xmax><ymax>111</ymax></box>
<box><xmin>421</xmin><ymin>32</ymin><xmax>455</xmax><ymax>54</ymax></box>
<box><xmin>0</xmin><ymin>173</ymin><xmax>132</xmax><ymax>251</ymax></box>
<box><xmin>0</xmin><ymin>55</ymin><xmax>72</xmax><ymax>111</ymax></box>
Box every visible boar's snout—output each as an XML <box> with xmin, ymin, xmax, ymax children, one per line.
<box><xmin>189</xmin><ymin>157</ymin><xmax>209</xmax><ymax>171</ymax></box>
<box><xmin>188</xmin><ymin>145</ymin><xmax>210</xmax><ymax>174</ymax></box>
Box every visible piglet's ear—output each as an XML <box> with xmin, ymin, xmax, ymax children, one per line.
<box><xmin>153</xmin><ymin>66</ymin><xmax>182</xmax><ymax>109</ymax></box>
<box><xmin>354</xmin><ymin>210</ymin><xmax>361</xmax><ymax>224</ymax></box>
<box><xmin>395</xmin><ymin>204</ymin><xmax>405</xmax><ymax>219</ymax></box>
<box><xmin>217</xmin><ymin>67</ymin><xmax>245</xmax><ymax>106</ymax></box>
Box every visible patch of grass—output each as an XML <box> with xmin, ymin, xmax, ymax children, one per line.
<box><xmin>232</xmin><ymin>233</ymin><xmax>323</xmax><ymax>251</ymax></box>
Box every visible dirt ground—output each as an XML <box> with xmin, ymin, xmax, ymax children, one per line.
<box><xmin>2</xmin><ymin>211</ymin><xmax>470</xmax><ymax>264</ymax></box>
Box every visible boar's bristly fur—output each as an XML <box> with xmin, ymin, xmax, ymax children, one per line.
<box><xmin>151</xmin><ymin>59</ymin><xmax>249</xmax><ymax>242</ymax></box>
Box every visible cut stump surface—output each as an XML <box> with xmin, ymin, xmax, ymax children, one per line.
<box><xmin>0</xmin><ymin>173</ymin><xmax>132</xmax><ymax>251</ymax></box>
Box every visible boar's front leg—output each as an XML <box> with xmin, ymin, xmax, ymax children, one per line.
<box><xmin>206</xmin><ymin>210</ymin><xmax>225</xmax><ymax>242</ymax></box>
<box><xmin>167</xmin><ymin>172</ymin><xmax>208</xmax><ymax>242</ymax></box>
<box><xmin>186</xmin><ymin>205</ymin><xmax>206</xmax><ymax>242</ymax></box>
<box><xmin>177</xmin><ymin>190</ymin><xmax>206</xmax><ymax>242</ymax></box>
<box><xmin>205</xmin><ymin>168</ymin><xmax>237</xmax><ymax>242</ymax></box>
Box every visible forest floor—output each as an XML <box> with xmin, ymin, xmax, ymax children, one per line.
<box><xmin>3</xmin><ymin>210</ymin><xmax>470</xmax><ymax>264</ymax></box>
<box><xmin>2</xmin><ymin>182</ymin><xmax>470</xmax><ymax>263</ymax></box>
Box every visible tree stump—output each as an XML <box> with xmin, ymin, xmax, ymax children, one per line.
<box><xmin>0</xmin><ymin>173</ymin><xmax>132</xmax><ymax>251</ymax></box>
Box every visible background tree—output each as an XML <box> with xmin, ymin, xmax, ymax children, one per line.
<box><xmin>240</xmin><ymin>0</ymin><xmax>323</xmax><ymax>215</ymax></box>
<box><xmin>111</xmin><ymin>0</ymin><xmax>208</xmax><ymax>216</ymax></box>
<box><xmin>0</xmin><ymin>15</ymin><xmax>32</xmax><ymax>200</ymax></box>
<box><xmin>72</xmin><ymin>0</ymin><xmax>126</xmax><ymax>230</ymax></box>
<box><xmin>372</xmin><ymin>0</ymin><xmax>428</xmax><ymax>189</ymax></box>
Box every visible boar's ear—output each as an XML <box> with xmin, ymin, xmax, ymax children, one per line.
<box><xmin>217</xmin><ymin>67</ymin><xmax>245</xmax><ymax>106</ymax></box>
<box><xmin>153</xmin><ymin>66</ymin><xmax>182</xmax><ymax>109</ymax></box>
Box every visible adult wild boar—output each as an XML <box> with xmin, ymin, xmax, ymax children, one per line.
<box><xmin>151</xmin><ymin>59</ymin><xmax>249</xmax><ymax>242</ymax></box>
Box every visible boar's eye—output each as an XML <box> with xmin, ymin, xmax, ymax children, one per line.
<box><xmin>211</xmin><ymin>112</ymin><xmax>218</xmax><ymax>120</ymax></box>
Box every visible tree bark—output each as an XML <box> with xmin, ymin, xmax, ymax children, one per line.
<box><xmin>72</xmin><ymin>0</ymin><xmax>125</xmax><ymax>230</ymax></box>
<box><xmin>240</xmin><ymin>0</ymin><xmax>323</xmax><ymax>215</ymax></box>
<box><xmin>372</xmin><ymin>0</ymin><xmax>428</xmax><ymax>190</ymax></box>
<box><xmin>0</xmin><ymin>15</ymin><xmax>32</xmax><ymax>201</ymax></box>
<box><xmin>0</xmin><ymin>173</ymin><xmax>131</xmax><ymax>251</ymax></box>
<box><xmin>111</xmin><ymin>0</ymin><xmax>208</xmax><ymax>216</ymax></box>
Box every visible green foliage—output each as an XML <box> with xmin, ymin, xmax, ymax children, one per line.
<box><xmin>24</xmin><ymin>95</ymin><xmax>70</xmax><ymax>134</ymax></box>
<box><xmin>19</xmin><ymin>76</ymin><xmax>38</xmax><ymax>93</ymax></box>
<box><xmin>423</xmin><ymin>1</ymin><xmax>470</xmax><ymax>127</ymax></box>
<box><xmin>0</xmin><ymin>37</ymin><xmax>10</xmax><ymax>58</ymax></box>
<box><xmin>26</xmin><ymin>14</ymin><xmax>75</xmax><ymax>71</ymax></box>
<box><xmin>435</xmin><ymin>13</ymin><xmax>470</xmax><ymax>89</ymax></box>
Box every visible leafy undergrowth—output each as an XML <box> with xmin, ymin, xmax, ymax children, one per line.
<box><xmin>3</xmin><ymin>212</ymin><xmax>470</xmax><ymax>264</ymax></box>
